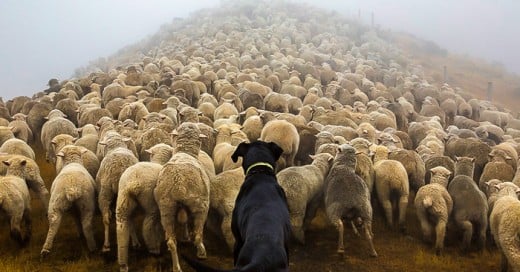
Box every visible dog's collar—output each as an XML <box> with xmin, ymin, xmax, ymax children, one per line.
<box><xmin>245</xmin><ymin>162</ymin><xmax>274</xmax><ymax>176</ymax></box>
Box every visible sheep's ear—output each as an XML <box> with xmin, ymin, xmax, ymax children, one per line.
<box><xmin>506</xmin><ymin>155</ymin><xmax>512</xmax><ymax>161</ymax></box>
<box><xmin>493</xmin><ymin>184</ymin><xmax>501</xmax><ymax>190</ymax></box>
<box><xmin>8</xmin><ymin>126</ymin><xmax>15</xmax><ymax>132</ymax></box>
<box><xmin>145</xmin><ymin>149</ymin><xmax>152</xmax><ymax>154</ymax></box>
<box><xmin>199</xmin><ymin>134</ymin><xmax>207</xmax><ymax>139</ymax></box>
<box><xmin>470</xmin><ymin>157</ymin><xmax>475</xmax><ymax>163</ymax></box>
<box><xmin>267</xmin><ymin>142</ymin><xmax>284</xmax><ymax>161</ymax></box>
<box><xmin>72</xmin><ymin>137</ymin><xmax>78</xmax><ymax>143</ymax></box>
<box><xmin>455</xmin><ymin>156</ymin><xmax>461</xmax><ymax>162</ymax></box>
<box><xmin>231</xmin><ymin>142</ymin><xmax>250</xmax><ymax>163</ymax></box>
<box><xmin>98</xmin><ymin>141</ymin><xmax>107</xmax><ymax>146</ymax></box>
<box><xmin>309</xmin><ymin>154</ymin><xmax>316</xmax><ymax>160</ymax></box>
<box><xmin>51</xmin><ymin>140</ymin><xmax>57</xmax><ymax>146</ymax></box>
<box><xmin>20</xmin><ymin>160</ymin><xmax>27</xmax><ymax>166</ymax></box>
<box><xmin>430</xmin><ymin>168</ymin><xmax>437</xmax><ymax>175</ymax></box>
<box><xmin>2</xmin><ymin>160</ymin><xmax>10</xmax><ymax>166</ymax></box>
<box><xmin>56</xmin><ymin>152</ymin><xmax>64</xmax><ymax>157</ymax></box>
<box><xmin>170</xmin><ymin>130</ymin><xmax>178</xmax><ymax>136</ymax></box>
<box><xmin>392</xmin><ymin>137</ymin><xmax>399</xmax><ymax>143</ymax></box>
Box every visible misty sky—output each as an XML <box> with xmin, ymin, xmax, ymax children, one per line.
<box><xmin>1</xmin><ymin>0</ymin><xmax>519</xmax><ymax>100</ymax></box>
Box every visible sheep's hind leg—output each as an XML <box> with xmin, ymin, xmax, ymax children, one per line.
<box><xmin>458</xmin><ymin>220</ymin><xmax>473</xmax><ymax>252</ymax></box>
<box><xmin>334</xmin><ymin>219</ymin><xmax>345</xmax><ymax>254</ymax></box>
<box><xmin>99</xmin><ymin>187</ymin><xmax>114</xmax><ymax>253</ymax></box>
<box><xmin>9</xmin><ymin>213</ymin><xmax>24</xmax><ymax>245</ymax></box>
<box><xmin>41</xmin><ymin>212</ymin><xmax>63</xmax><ymax>259</ymax></box>
<box><xmin>434</xmin><ymin>220</ymin><xmax>447</xmax><ymax>255</ymax></box>
<box><xmin>192</xmin><ymin>211</ymin><xmax>208</xmax><ymax>259</ymax></box>
<box><xmin>397</xmin><ymin>195</ymin><xmax>408</xmax><ymax>232</ymax></box>
<box><xmin>363</xmin><ymin>221</ymin><xmax>378</xmax><ymax>257</ymax></box>
<box><xmin>159</xmin><ymin>203</ymin><xmax>181</xmax><ymax>272</ymax></box>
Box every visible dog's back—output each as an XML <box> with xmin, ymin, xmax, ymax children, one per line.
<box><xmin>231</xmin><ymin>167</ymin><xmax>291</xmax><ymax>271</ymax></box>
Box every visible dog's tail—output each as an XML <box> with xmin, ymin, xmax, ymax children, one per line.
<box><xmin>180</xmin><ymin>253</ymin><xmax>236</xmax><ymax>272</ymax></box>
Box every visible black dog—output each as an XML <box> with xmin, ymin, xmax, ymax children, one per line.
<box><xmin>183</xmin><ymin>141</ymin><xmax>291</xmax><ymax>272</ymax></box>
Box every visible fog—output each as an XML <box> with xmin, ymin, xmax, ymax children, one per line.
<box><xmin>1</xmin><ymin>0</ymin><xmax>518</xmax><ymax>100</ymax></box>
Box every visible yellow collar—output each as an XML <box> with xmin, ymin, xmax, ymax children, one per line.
<box><xmin>245</xmin><ymin>162</ymin><xmax>274</xmax><ymax>175</ymax></box>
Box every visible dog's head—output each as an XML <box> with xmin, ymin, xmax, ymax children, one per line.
<box><xmin>231</xmin><ymin>141</ymin><xmax>283</xmax><ymax>172</ymax></box>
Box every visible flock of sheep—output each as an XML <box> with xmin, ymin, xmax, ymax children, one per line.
<box><xmin>1</xmin><ymin>0</ymin><xmax>520</xmax><ymax>271</ymax></box>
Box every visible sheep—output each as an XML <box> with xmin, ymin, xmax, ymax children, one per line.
<box><xmin>116</xmin><ymin>162</ymin><xmax>164</xmax><ymax>272</ymax></box>
<box><xmin>117</xmin><ymin>101</ymin><xmax>150</xmax><ymax>124</ymax></box>
<box><xmin>75</xmin><ymin>124</ymin><xmax>99</xmax><ymax>154</ymax></box>
<box><xmin>0</xmin><ymin>138</ymin><xmax>35</xmax><ymax>160</ymax></box>
<box><xmin>277</xmin><ymin>153</ymin><xmax>334</xmax><ymax>244</ymax></box>
<box><xmin>0</xmin><ymin>126</ymin><xmax>15</xmax><ymax>146</ymax></box>
<box><xmin>448</xmin><ymin>156</ymin><xmax>488</xmax><ymax>252</ymax></box>
<box><xmin>241</xmin><ymin>115</ymin><xmax>263</xmax><ymax>143</ymax></box>
<box><xmin>424</xmin><ymin>155</ymin><xmax>455</xmax><ymax>184</ymax></box>
<box><xmin>414</xmin><ymin>166</ymin><xmax>452</xmax><ymax>254</ymax></box>
<box><xmin>388</xmin><ymin>148</ymin><xmax>425</xmax><ymax>193</ymax></box>
<box><xmin>56</xmin><ymin>145</ymin><xmax>100</xmax><ymax>183</ymax></box>
<box><xmin>137</xmin><ymin>127</ymin><xmax>172</xmax><ymax>161</ymax></box>
<box><xmin>77</xmin><ymin>106</ymin><xmax>113</xmax><ymax>128</ymax></box>
<box><xmin>208</xmin><ymin>167</ymin><xmax>244</xmax><ymax>251</ymax></box>
<box><xmin>96</xmin><ymin>131</ymin><xmax>139</xmax><ymax>253</ymax></box>
<box><xmin>40</xmin><ymin>145</ymin><xmax>97</xmax><ymax>259</ymax></box>
<box><xmin>0</xmin><ymin>159</ymin><xmax>32</xmax><ymax>245</ymax></box>
<box><xmin>8</xmin><ymin>113</ymin><xmax>33</xmax><ymax>143</ymax></box>
<box><xmin>373</xmin><ymin>145</ymin><xmax>409</xmax><ymax>231</ymax></box>
<box><xmin>154</xmin><ymin>122</ymin><xmax>210</xmax><ymax>271</ymax></box>
<box><xmin>479</xmin><ymin>148</ymin><xmax>515</xmax><ymax>192</ymax></box>
<box><xmin>324</xmin><ymin>144</ymin><xmax>377</xmax><ymax>257</ymax></box>
<box><xmin>0</xmin><ymin>153</ymin><xmax>48</xmax><ymax>209</ymax></box>
<box><xmin>489</xmin><ymin>182</ymin><xmax>520</xmax><ymax>272</ymax></box>
<box><xmin>26</xmin><ymin>101</ymin><xmax>52</xmax><ymax>144</ymax></box>
<box><xmin>445</xmin><ymin>135</ymin><xmax>491</xmax><ymax>181</ymax></box>
<box><xmin>41</xmin><ymin>109</ymin><xmax>79</xmax><ymax>163</ymax></box>
<box><xmin>260</xmin><ymin>119</ymin><xmax>300</xmax><ymax>171</ymax></box>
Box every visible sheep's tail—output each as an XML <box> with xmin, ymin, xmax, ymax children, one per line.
<box><xmin>180</xmin><ymin>252</ymin><xmax>235</xmax><ymax>272</ymax></box>
<box><xmin>65</xmin><ymin>187</ymin><xmax>82</xmax><ymax>202</ymax></box>
<box><xmin>422</xmin><ymin>196</ymin><xmax>433</xmax><ymax>208</ymax></box>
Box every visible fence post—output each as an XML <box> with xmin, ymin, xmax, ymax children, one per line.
<box><xmin>487</xmin><ymin>81</ymin><xmax>493</xmax><ymax>101</ymax></box>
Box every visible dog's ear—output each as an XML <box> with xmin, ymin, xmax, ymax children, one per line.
<box><xmin>231</xmin><ymin>142</ymin><xmax>250</xmax><ymax>163</ymax></box>
<box><xmin>267</xmin><ymin>142</ymin><xmax>284</xmax><ymax>161</ymax></box>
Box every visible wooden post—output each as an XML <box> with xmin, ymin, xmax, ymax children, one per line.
<box><xmin>487</xmin><ymin>81</ymin><xmax>493</xmax><ymax>101</ymax></box>
<box><xmin>443</xmin><ymin>65</ymin><xmax>447</xmax><ymax>83</ymax></box>
<box><xmin>371</xmin><ymin>12</ymin><xmax>374</xmax><ymax>28</ymax></box>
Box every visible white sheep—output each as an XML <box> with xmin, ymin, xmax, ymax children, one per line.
<box><xmin>0</xmin><ymin>159</ymin><xmax>32</xmax><ymax>245</ymax></box>
<box><xmin>154</xmin><ymin>122</ymin><xmax>210</xmax><ymax>272</ymax></box>
<box><xmin>116</xmin><ymin>162</ymin><xmax>164</xmax><ymax>272</ymax></box>
<box><xmin>0</xmin><ymin>153</ymin><xmax>49</xmax><ymax>212</ymax></box>
<box><xmin>277</xmin><ymin>153</ymin><xmax>334</xmax><ymax>244</ymax></box>
<box><xmin>40</xmin><ymin>145</ymin><xmax>97</xmax><ymax>258</ymax></box>
<box><xmin>260</xmin><ymin>119</ymin><xmax>299</xmax><ymax>170</ymax></box>
<box><xmin>414</xmin><ymin>166</ymin><xmax>452</xmax><ymax>254</ymax></box>
<box><xmin>0</xmin><ymin>138</ymin><xmax>35</xmax><ymax>160</ymax></box>
<box><xmin>40</xmin><ymin>109</ymin><xmax>79</xmax><ymax>163</ymax></box>
<box><xmin>373</xmin><ymin>145</ymin><xmax>410</xmax><ymax>231</ymax></box>
<box><xmin>208</xmin><ymin>167</ymin><xmax>244</xmax><ymax>250</ymax></box>
<box><xmin>489</xmin><ymin>182</ymin><xmax>520</xmax><ymax>272</ymax></box>
<box><xmin>96</xmin><ymin>131</ymin><xmax>139</xmax><ymax>253</ymax></box>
